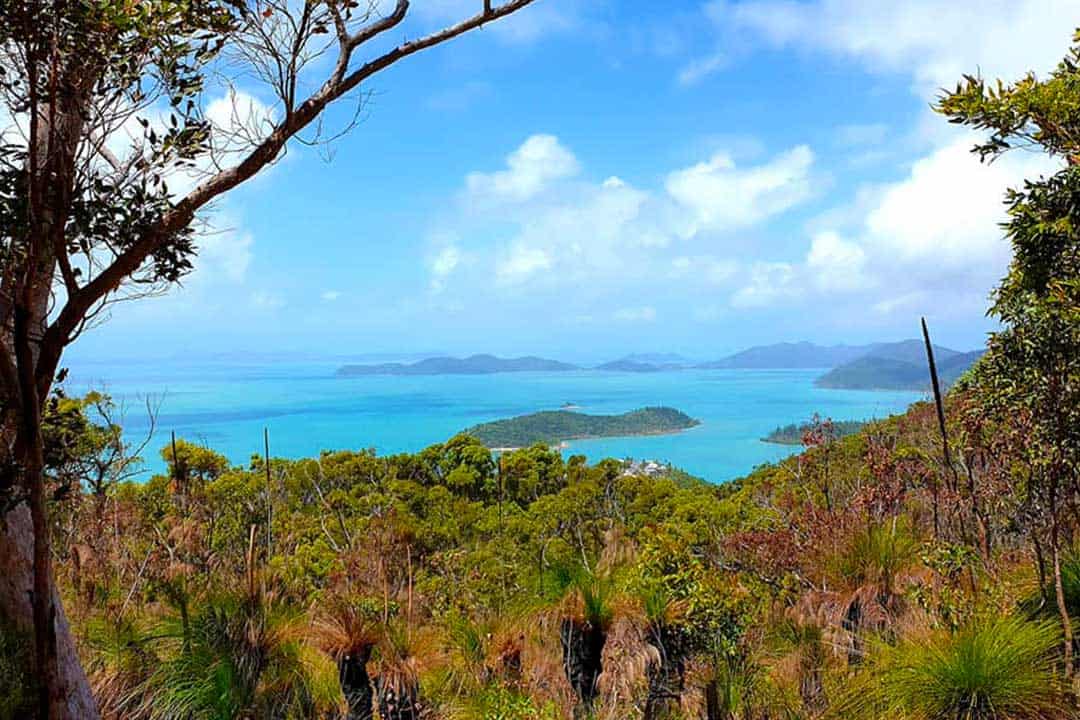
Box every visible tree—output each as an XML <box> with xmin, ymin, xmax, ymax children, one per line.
<box><xmin>0</xmin><ymin>0</ymin><xmax>538</xmax><ymax>715</ymax></box>
<box><xmin>938</xmin><ymin>29</ymin><xmax>1080</xmax><ymax>677</ymax></box>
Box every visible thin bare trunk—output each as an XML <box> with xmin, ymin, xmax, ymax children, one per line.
<box><xmin>1051</xmin><ymin>499</ymin><xmax>1074</xmax><ymax>677</ymax></box>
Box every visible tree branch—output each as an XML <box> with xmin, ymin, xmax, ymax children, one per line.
<box><xmin>38</xmin><ymin>0</ymin><xmax>538</xmax><ymax>385</ymax></box>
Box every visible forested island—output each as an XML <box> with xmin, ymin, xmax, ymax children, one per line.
<box><xmin>761</xmin><ymin>418</ymin><xmax>868</xmax><ymax>444</ymax></box>
<box><xmin>816</xmin><ymin>347</ymin><xmax>984</xmax><ymax>390</ymax></box>
<box><xmin>464</xmin><ymin>406</ymin><xmax>700</xmax><ymax>448</ymax></box>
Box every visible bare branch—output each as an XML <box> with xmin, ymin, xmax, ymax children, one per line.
<box><xmin>37</xmin><ymin>0</ymin><xmax>539</xmax><ymax>390</ymax></box>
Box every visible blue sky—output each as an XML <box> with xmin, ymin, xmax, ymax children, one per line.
<box><xmin>71</xmin><ymin>0</ymin><xmax>1077</xmax><ymax>362</ymax></box>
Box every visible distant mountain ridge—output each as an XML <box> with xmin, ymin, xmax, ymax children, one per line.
<box><xmin>816</xmin><ymin>343</ymin><xmax>983</xmax><ymax>391</ymax></box>
<box><xmin>337</xmin><ymin>354</ymin><xmax>579</xmax><ymax>376</ymax></box>
<box><xmin>333</xmin><ymin>342</ymin><xmax>985</xmax><ymax>390</ymax></box>
<box><xmin>697</xmin><ymin>341</ymin><xmax>873</xmax><ymax>369</ymax></box>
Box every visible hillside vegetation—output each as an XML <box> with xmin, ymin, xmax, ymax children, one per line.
<box><xmin>465</xmin><ymin>406</ymin><xmax>700</xmax><ymax>448</ymax></box>
<box><xmin>4</xmin><ymin>375</ymin><xmax>1074</xmax><ymax>720</ymax></box>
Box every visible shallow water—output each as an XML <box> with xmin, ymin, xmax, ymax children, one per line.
<box><xmin>66</xmin><ymin>361</ymin><xmax>923</xmax><ymax>483</ymax></box>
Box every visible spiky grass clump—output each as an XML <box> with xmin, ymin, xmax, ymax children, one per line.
<box><xmin>311</xmin><ymin>593</ymin><xmax>382</xmax><ymax>660</ymax></box>
<box><xmin>831</xmin><ymin>520</ymin><xmax>920</xmax><ymax>594</ymax></box>
<box><xmin>133</xmin><ymin>593</ymin><xmax>343</xmax><ymax>719</ymax></box>
<box><xmin>562</xmin><ymin>571</ymin><xmax>615</xmax><ymax>631</ymax></box>
<box><xmin>83</xmin><ymin>613</ymin><xmax>158</xmax><ymax>719</ymax></box>
<box><xmin>834</xmin><ymin>615</ymin><xmax>1070</xmax><ymax>720</ymax></box>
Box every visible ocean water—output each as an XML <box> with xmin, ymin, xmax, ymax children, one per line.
<box><xmin>66</xmin><ymin>361</ymin><xmax>924</xmax><ymax>483</ymax></box>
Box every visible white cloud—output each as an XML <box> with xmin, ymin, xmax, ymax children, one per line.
<box><xmin>670</xmin><ymin>255</ymin><xmax>739</xmax><ymax>284</ymax></box>
<box><xmin>430</xmin><ymin>134</ymin><xmax>821</xmax><ymax>319</ymax></box>
<box><xmin>429</xmin><ymin>245</ymin><xmax>463</xmax><ymax>292</ymax></box>
<box><xmin>195</xmin><ymin>223</ymin><xmax>253</xmax><ymax>284</ymax></box>
<box><xmin>431</xmin><ymin>246</ymin><xmax>461</xmax><ymax>277</ymax></box>
<box><xmin>872</xmin><ymin>291</ymin><xmax>926</xmax><ymax>316</ymax></box>
<box><xmin>249</xmin><ymin>290</ymin><xmax>285</xmax><ymax>310</ymax></box>
<box><xmin>731</xmin><ymin>262</ymin><xmax>799</xmax><ymax>308</ymax></box>
<box><xmin>805</xmin><ymin>231</ymin><xmax>870</xmax><ymax>292</ymax></box>
<box><xmin>321</xmin><ymin>290</ymin><xmax>341</xmax><ymax>301</ymax></box>
<box><xmin>770</xmin><ymin>135</ymin><xmax>1058</xmax><ymax>313</ymax></box>
<box><xmin>481</xmin><ymin>164</ymin><xmax>658</xmax><ymax>287</ymax></box>
<box><xmin>496</xmin><ymin>244</ymin><xmax>552</xmax><ymax>285</ymax></box>
<box><xmin>862</xmin><ymin>136</ymin><xmax>1053</xmax><ymax>271</ymax></box>
<box><xmin>702</xmin><ymin>0</ymin><xmax>1076</xmax><ymax>95</ymax></box>
<box><xmin>678</xmin><ymin>51</ymin><xmax>728</xmax><ymax>86</ymax></box>
<box><xmin>206</xmin><ymin>90</ymin><xmax>276</xmax><ymax>145</ymax></box>
<box><xmin>613</xmin><ymin>306</ymin><xmax>657</xmax><ymax>323</ymax></box>
<box><xmin>466</xmin><ymin>134</ymin><xmax>580</xmax><ymax>203</ymax></box>
<box><xmin>665</xmin><ymin>145</ymin><xmax>815</xmax><ymax>238</ymax></box>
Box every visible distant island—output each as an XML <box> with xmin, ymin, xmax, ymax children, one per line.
<box><xmin>464</xmin><ymin>406</ymin><xmax>700</xmax><ymax>449</ymax></box>
<box><xmin>816</xmin><ymin>342</ymin><xmax>983</xmax><ymax>391</ymax></box>
<box><xmin>619</xmin><ymin>352</ymin><xmax>689</xmax><ymax>365</ymax></box>
<box><xmin>698</xmin><ymin>341</ymin><xmax>873</xmax><ymax>369</ymax></box>
<box><xmin>762</xmin><ymin>419</ymin><xmax>868</xmax><ymax>445</ymax></box>
<box><xmin>595</xmin><ymin>359</ymin><xmax>672</xmax><ymax>372</ymax></box>
<box><xmin>332</xmin><ymin>342</ymin><xmax>985</xmax><ymax>391</ymax></box>
<box><xmin>337</xmin><ymin>354</ymin><xmax>579</xmax><ymax>376</ymax></box>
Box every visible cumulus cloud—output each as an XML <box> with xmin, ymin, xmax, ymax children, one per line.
<box><xmin>805</xmin><ymin>231</ymin><xmax>870</xmax><ymax>292</ymax></box>
<box><xmin>731</xmin><ymin>262</ymin><xmax>799</xmax><ymax>308</ymax></box>
<box><xmin>692</xmin><ymin>0</ymin><xmax>1075</xmax><ymax>94</ymax></box>
<box><xmin>429</xmin><ymin>245</ymin><xmax>463</xmax><ymax>292</ymax></box>
<box><xmin>743</xmin><ymin>135</ymin><xmax>1057</xmax><ymax>312</ymax></box>
<box><xmin>665</xmin><ymin>145</ymin><xmax>816</xmax><ymax>238</ymax></box>
<box><xmin>431</xmin><ymin>133</ymin><xmax>819</xmax><ymax>316</ymax></box>
<box><xmin>465</xmin><ymin>134</ymin><xmax>580</xmax><ymax>203</ymax></box>
<box><xmin>194</xmin><ymin>221</ymin><xmax>254</xmax><ymax>284</ymax></box>
<box><xmin>496</xmin><ymin>245</ymin><xmax>552</xmax><ymax>285</ymax></box>
<box><xmin>670</xmin><ymin>256</ymin><xmax>739</xmax><ymax>284</ymax></box>
<box><xmin>861</xmin><ymin>137</ymin><xmax>1050</xmax><ymax>271</ymax></box>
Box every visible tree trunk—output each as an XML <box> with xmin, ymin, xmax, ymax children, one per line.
<box><xmin>374</xmin><ymin>675</ymin><xmax>420</xmax><ymax>720</ymax></box>
<box><xmin>0</xmin><ymin>504</ymin><xmax>99</xmax><ymax>719</ymax></box>
<box><xmin>560</xmin><ymin>618</ymin><xmax>604</xmax><ymax>712</ymax></box>
<box><xmin>1051</xmin><ymin>506</ymin><xmax>1074</xmax><ymax>677</ymax></box>
<box><xmin>339</xmin><ymin>646</ymin><xmax>374</xmax><ymax>720</ymax></box>
<box><xmin>644</xmin><ymin>625</ymin><xmax>686</xmax><ymax>720</ymax></box>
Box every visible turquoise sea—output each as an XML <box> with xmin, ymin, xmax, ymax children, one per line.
<box><xmin>66</xmin><ymin>361</ymin><xmax>924</xmax><ymax>483</ymax></box>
